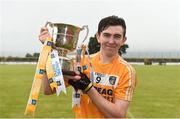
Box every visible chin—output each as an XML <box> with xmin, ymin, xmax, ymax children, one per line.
<box><xmin>105</xmin><ymin>51</ymin><xmax>117</xmax><ymax>57</ymax></box>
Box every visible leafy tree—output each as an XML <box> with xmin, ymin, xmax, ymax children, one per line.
<box><xmin>118</xmin><ymin>44</ymin><xmax>129</xmax><ymax>56</ymax></box>
<box><xmin>88</xmin><ymin>35</ymin><xmax>129</xmax><ymax>56</ymax></box>
<box><xmin>88</xmin><ymin>36</ymin><xmax>100</xmax><ymax>54</ymax></box>
<box><xmin>33</xmin><ymin>52</ymin><xmax>40</xmax><ymax>57</ymax></box>
<box><xmin>25</xmin><ymin>53</ymin><xmax>32</xmax><ymax>57</ymax></box>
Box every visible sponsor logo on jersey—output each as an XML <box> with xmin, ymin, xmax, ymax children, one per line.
<box><xmin>93</xmin><ymin>72</ymin><xmax>119</xmax><ymax>87</ymax></box>
<box><xmin>93</xmin><ymin>72</ymin><xmax>120</xmax><ymax>102</ymax></box>
<box><xmin>109</xmin><ymin>76</ymin><xmax>116</xmax><ymax>85</ymax></box>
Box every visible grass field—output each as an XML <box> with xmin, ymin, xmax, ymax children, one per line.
<box><xmin>0</xmin><ymin>64</ymin><xmax>180</xmax><ymax>118</ymax></box>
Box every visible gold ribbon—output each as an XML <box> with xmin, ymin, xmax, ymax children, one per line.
<box><xmin>72</xmin><ymin>45</ymin><xmax>95</xmax><ymax>114</ymax></box>
<box><xmin>24</xmin><ymin>37</ymin><xmax>52</xmax><ymax>116</ymax></box>
<box><xmin>46</xmin><ymin>53</ymin><xmax>57</xmax><ymax>91</ymax></box>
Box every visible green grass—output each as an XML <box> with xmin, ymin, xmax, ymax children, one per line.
<box><xmin>0</xmin><ymin>64</ymin><xmax>180</xmax><ymax>118</ymax></box>
<box><xmin>0</xmin><ymin>64</ymin><xmax>74</xmax><ymax>118</ymax></box>
<box><xmin>128</xmin><ymin>65</ymin><xmax>180</xmax><ymax>118</ymax></box>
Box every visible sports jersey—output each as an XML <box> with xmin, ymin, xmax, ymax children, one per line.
<box><xmin>73</xmin><ymin>52</ymin><xmax>136</xmax><ymax>118</ymax></box>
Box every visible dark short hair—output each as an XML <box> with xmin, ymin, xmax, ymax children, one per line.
<box><xmin>97</xmin><ymin>15</ymin><xmax>126</xmax><ymax>37</ymax></box>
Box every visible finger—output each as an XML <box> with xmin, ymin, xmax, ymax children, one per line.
<box><xmin>39</xmin><ymin>34</ymin><xmax>51</xmax><ymax>40</ymax></box>
<box><xmin>62</xmin><ymin>70</ymin><xmax>76</xmax><ymax>76</ymax></box>
<box><xmin>40</xmin><ymin>27</ymin><xmax>48</xmax><ymax>33</ymax></box>
<box><xmin>74</xmin><ymin>70</ymin><xmax>80</xmax><ymax>75</ymax></box>
<box><xmin>64</xmin><ymin>75</ymin><xmax>80</xmax><ymax>80</ymax></box>
<box><xmin>39</xmin><ymin>34</ymin><xmax>51</xmax><ymax>43</ymax></box>
<box><xmin>39</xmin><ymin>32</ymin><xmax>50</xmax><ymax>40</ymax></box>
<box><xmin>41</xmin><ymin>30</ymin><xmax>50</xmax><ymax>35</ymax></box>
<box><xmin>64</xmin><ymin>75</ymin><xmax>81</xmax><ymax>81</ymax></box>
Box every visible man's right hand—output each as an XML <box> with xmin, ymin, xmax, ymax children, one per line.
<box><xmin>38</xmin><ymin>27</ymin><xmax>51</xmax><ymax>43</ymax></box>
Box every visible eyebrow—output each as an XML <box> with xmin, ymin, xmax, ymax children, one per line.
<box><xmin>102</xmin><ymin>32</ymin><xmax>122</xmax><ymax>36</ymax></box>
<box><xmin>102</xmin><ymin>32</ymin><xmax>111</xmax><ymax>35</ymax></box>
<box><xmin>114</xmin><ymin>34</ymin><xmax>122</xmax><ymax>37</ymax></box>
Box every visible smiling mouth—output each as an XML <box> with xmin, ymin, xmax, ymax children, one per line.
<box><xmin>106</xmin><ymin>45</ymin><xmax>116</xmax><ymax>48</ymax></box>
<box><xmin>106</xmin><ymin>46</ymin><xmax>116</xmax><ymax>50</ymax></box>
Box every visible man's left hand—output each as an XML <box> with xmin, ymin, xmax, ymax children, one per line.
<box><xmin>68</xmin><ymin>72</ymin><xmax>93</xmax><ymax>92</ymax></box>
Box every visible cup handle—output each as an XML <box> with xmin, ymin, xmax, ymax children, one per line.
<box><xmin>44</xmin><ymin>21</ymin><xmax>57</xmax><ymax>49</ymax></box>
<box><xmin>45</xmin><ymin>21</ymin><xmax>54</xmax><ymax>37</ymax></box>
<box><xmin>81</xmin><ymin>25</ymin><xmax>89</xmax><ymax>44</ymax></box>
<box><xmin>45</xmin><ymin>21</ymin><xmax>53</xmax><ymax>27</ymax></box>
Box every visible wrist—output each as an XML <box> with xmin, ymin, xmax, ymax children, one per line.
<box><xmin>84</xmin><ymin>83</ymin><xmax>93</xmax><ymax>93</ymax></box>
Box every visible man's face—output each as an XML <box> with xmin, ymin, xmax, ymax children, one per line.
<box><xmin>96</xmin><ymin>26</ymin><xmax>126</xmax><ymax>57</ymax></box>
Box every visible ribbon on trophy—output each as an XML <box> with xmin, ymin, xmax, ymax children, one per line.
<box><xmin>24</xmin><ymin>38</ymin><xmax>66</xmax><ymax>116</ymax></box>
<box><xmin>71</xmin><ymin>47</ymin><xmax>82</xmax><ymax>112</ymax></box>
<box><xmin>24</xmin><ymin>37</ymin><xmax>53</xmax><ymax>116</ymax></box>
<box><xmin>49</xmin><ymin>49</ymin><xmax>66</xmax><ymax>95</ymax></box>
<box><xmin>72</xmin><ymin>45</ymin><xmax>94</xmax><ymax>112</ymax></box>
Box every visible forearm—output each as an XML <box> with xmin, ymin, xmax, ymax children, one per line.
<box><xmin>65</xmin><ymin>72</ymin><xmax>128</xmax><ymax>117</ymax></box>
<box><xmin>43</xmin><ymin>74</ymin><xmax>70</xmax><ymax>95</ymax></box>
<box><xmin>42</xmin><ymin>73</ymin><xmax>55</xmax><ymax>95</ymax></box>
<box><xmin>87</xmin><ymin>87</ymin><xmax>126</xmax><ymax>118</ymax></box>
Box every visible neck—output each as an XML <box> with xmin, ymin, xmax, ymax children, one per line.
<box><xmin>99</xmin><ymin>50</ymin><xmax>118</xmax><ymax>64</ymax></box>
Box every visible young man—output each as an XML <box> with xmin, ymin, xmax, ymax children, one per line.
<box><xmin>39</xmin><ymin>15</ymin><xmax>136</xmax><ymax>118</ymax></box>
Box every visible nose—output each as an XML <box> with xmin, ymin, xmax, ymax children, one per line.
<box><xmin>108</xmin><ymin>37</ymin><xmax>115</xmax><ymax>44</ymax></box>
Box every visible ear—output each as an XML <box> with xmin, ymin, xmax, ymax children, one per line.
<box><xmin>96</xmin><ymin>33</ymin><xmax>101</xmax><ymax>43</ymax></box>
<box><xmin>122</xmin><ymin>36</ymin><xmax>127</xmax><ymax>45</ymax></box>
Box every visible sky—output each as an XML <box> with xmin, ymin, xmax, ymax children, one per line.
<box><xmin>1</xmin><ymin>0</ymin><xmax>180</xmax><ymax>57</ymax></box>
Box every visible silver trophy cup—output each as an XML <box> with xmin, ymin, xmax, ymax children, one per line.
<box><xmin>46</xmin><ymin>22</ymin><xmax>89</xmax><ymax>71</ymax></box>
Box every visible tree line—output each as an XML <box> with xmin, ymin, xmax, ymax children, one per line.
<box><xmin>25</xmin><ymin>35</ymin><xmax>129</xmax><ymax>58</ymax></box>
<box><xmin>0</xmin><ymin>35</ymin><xmax>129</xmax><ymax>62</ymax></box>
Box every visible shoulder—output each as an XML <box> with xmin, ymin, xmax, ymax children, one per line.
<box><xmin>85</xmin><ymin>52</ymin><xmax>99</xmax><ymax>60</ymax></box>
<box><xmin>118</xmin><ymin>56</ymin><xmax>137</xmax><ymax>86</ymax></box>
<box><xmin>90</xmin><ymin>52</ymin><xmax>98</xmax><ymax>57</ymax></box>
<box><xmin>117</xmin><ymin>56</ymin><xmax>136</xmax><ymax>74</ymax></box>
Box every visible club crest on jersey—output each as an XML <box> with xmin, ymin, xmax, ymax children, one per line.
<box><xmin>109</xmin><ymin>76</ymin><xmax>117</xmax><ymax>85</ymax></box>
<box><xmin>82</xmin><ymin>65</ymin><xmax>88</xmax><ymax>70</ymax></box>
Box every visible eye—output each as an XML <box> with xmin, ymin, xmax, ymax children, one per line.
<box><xmin>103</xmin><ymin>33</ymin><xmax>111</xmax><ymax>38</ymax></box>
<box><xmin>113</xmin><ymin>34</ymin><xmax>122</xmax><ymax>40</ymax></box>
